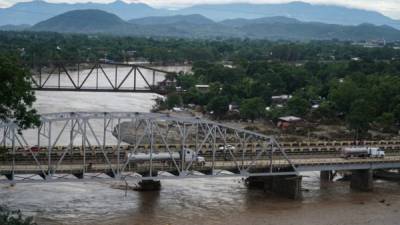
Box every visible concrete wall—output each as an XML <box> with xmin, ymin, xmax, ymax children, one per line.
<box><xmin>136</xmin><ymin>180</ymin><xmax>161</xmax><ymax>191</ymax></box>
<box><xmin>320</xmin><ymin>171</ymin><xmax>334</xmax><ymax>182</ymax></box>
<box><xmin>350</xmin><ymin>169</ymin><xmax>373</xmax><ymax>191</ymax></box>
<box><xmin>246</xmin><ymin>175</ymin><xmax>302</xmax><ymax>199</ymax></box>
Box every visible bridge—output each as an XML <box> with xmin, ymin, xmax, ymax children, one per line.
<box><xmin>27</xmin><ymin>61</ymin><xmax>176</xmax><ymax>94</ymax></box>
<box><xmin>1</xmin><ymin>112</ymin><xmax>400</xmax><ymax>198</ymax></box>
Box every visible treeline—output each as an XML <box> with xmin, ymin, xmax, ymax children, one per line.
<box><xmin>165</xmin><ymin>60</ymin><xmax>400</xmax><ymax>137</ymax></box>
<box><xmin>1</xmin><ymin>31</ymin><xmax>400</xmax><ymax>64</ymax></box>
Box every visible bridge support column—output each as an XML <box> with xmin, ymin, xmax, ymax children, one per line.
<box><xmin>136</xmin><ymin>180</ymin><xmax>161</xmax><ymax>191</ymax></box>
<box><xmin>350</xmin><ymin>169</ymin><xmax>373</xmax><ymax>192</ymax></box>
<box><xmin>320</xmin><ymin>171</ymin><xmax>334</xmax><ymax>182</ymax></box>
<box><xmin>246</xmin><ymin>175</ymin><xmax>302</xmax><ymax>199</ymax></box>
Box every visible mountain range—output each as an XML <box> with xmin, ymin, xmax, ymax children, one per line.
<box><xmin>21</xmin><ymin>10</ymin><xmax>400</xmax><ymax>41</ymax></box>
<box><xmin>1</xmin><ymin>0</ymin><xmax>400</xmax><ymax>29</ymax></box>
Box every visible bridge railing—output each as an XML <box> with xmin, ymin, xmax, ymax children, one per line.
<box><xmin>28</xmin><ymin>61</ymin><xmax>176</xmax><ymax>94</ymax></box>
<box><xmin>0</xmin><ymin>112</ymin><xmax>297</xmax><ymax>183</ymax></box>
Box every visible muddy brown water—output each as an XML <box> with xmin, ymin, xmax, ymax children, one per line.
<box><xmin>1</xmin><ymin>173</ymin><xmax>400</xmax><ymax>225</ymax></box>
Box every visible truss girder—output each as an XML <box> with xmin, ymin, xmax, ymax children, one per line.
<box><xmin>0</xmin><ymin>112</ymin><xmax>296</xmax><ymax>183</ymax></box>
<box><xmin>28</xmin><ymin>62</ymin><xmax>174</xmax><ymax>94</ymax></box>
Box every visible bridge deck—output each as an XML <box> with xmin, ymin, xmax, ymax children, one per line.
<box><xmin>1</xmin><ymin>156</ymin><xmax>400</xmax><ymax>182</ymax></box>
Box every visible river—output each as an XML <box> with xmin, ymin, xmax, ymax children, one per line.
<box><xmin>1</xmin><ymin>66</ymin><xmax>400</xmax><ymax>225</ymax></box>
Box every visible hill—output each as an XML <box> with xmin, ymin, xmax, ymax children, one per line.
<box><xmin>1</xmin><ymin>1</ymin><xmax>400</xmax><ymax>30</ymax></box>
<box><xmin>177</xmin><ymin>2</ymin><xmax>400</xmax><ymax>29</ymax></box>
<box><xmin>0</xmin><ymin>24</ymin><xmax>31</xmax><ymax>31</ymax></box>
<box><xmin>29</xmin><ymin>10</ymin><xmax>400</xmax><ymax>41</ymax></box>
<box><xmin>0</xmin><ymin>0</ymin><xmax>166</xmax><ymax>26</ymax></box>
<box><xmin>129</xmin><ymin>14</ymin><xmax>215</xmax><ymax>26</ymax></box>
<box><xmin>236</xmin><ymin>20</ymin><xmax>400</xmax><ymax>41</ymax></box>
<box><xmin>31</xmin><ymin>9</ymin><xmax>133</xmax><ymax>34</ymax></box>
<box><xmin>221</xmin><ymin>16</ymin><xmax>302</xmax><ymax>27</ymax></box>
<box><xmin>128</xmin><ymin>14</ymin><xmax>239</xmax><ymax>38</ymax></box>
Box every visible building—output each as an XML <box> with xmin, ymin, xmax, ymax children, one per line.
<box><xmin>277</xmin><ymin>116</ymin><xmax>303</xmax><ymax>129</ymax></box>
<box><xmin>228</xmin><ymin>102</ymin><xmax>239</xmax><ymax>112</ymax></box>
<box><xmin>195</xmin><ymin>85</ymin><xmax>210</xmax><ymax>93</ymax></box>
<box><xmin>271</xmin><ymin>95</ymin><xmax>292</xmax><ymax>104</ymax></box>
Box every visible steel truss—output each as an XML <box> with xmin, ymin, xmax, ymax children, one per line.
<box><xmin>28</xmin><ymin>62</ymin><xmax>175</xmax><ymax>94</ymax></box>
<box><xmin>0</xmin><ymin>112</ymin><xmax>297</xmax><ymax>183</ymax></box>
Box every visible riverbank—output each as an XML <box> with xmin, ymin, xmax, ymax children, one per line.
<box><xmin>155</xmin><ymin>108</ymin><xmax>400</xmax><ymax>142</ymax></box>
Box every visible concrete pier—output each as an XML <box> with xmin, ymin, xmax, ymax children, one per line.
<box><xmin>350</xmin><ymin>169</ymin><xmax>373</xmax><ymax>191</ymax></box>
<box><xmin>136</xmin><ymin>180</ymin><xmax>161</xmax><ymax>191</ymax></box>
<box><xmin>320</xmin><ymin>171</ymin><xmax>334</xmax><ymax>182</ymax></box>
<box><xmin>246</xmin><ymin>175</ymin><xmax>302</xmax><ymax>199</ymax></box>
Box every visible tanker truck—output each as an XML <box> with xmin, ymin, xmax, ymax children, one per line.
<box><xmin>341</xmin><ymin>147</ymin><xmax>385</xmax><ymax>158</ymax></box>
<box><xmin>127</xmin><ymin>149</ymin><xmax>205</xmax><ymax>166</ymax></box>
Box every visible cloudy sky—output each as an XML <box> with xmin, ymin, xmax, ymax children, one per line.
<box><xmin>1</xmin><ymin>0</ymin><xmax>400</xmax><ymax>19</ymax></box>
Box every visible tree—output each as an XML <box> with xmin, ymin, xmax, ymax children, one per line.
<box><xmin>0</xmin><ymin>56</ymin><xmax>39</xmax><ymax>129</ymax></box>
<box><xmin>376</xmin><ymin>112</ymin><xmax>396</xmax><ymax>132</ymax></box>
<box><xmin>165</xmin><ymin>92</ymin><xmax>182</xmax><ymax>109</ymax></box>
<box><xmin>176</xmin><ymin>73</ymin><xmax>197</xmax><ymax>90</ymax></box>
<box><xmin>328</xmin><ymin>79</ymin><xmax>360</xmax><ymax>114</ymax></box>
<box><xmin>313</xmin><ymin>101</ymin><xmax>336</xmax><ymax>121</ymax></box>
<box><xmin>287</xmin><ymin>96</ymin><xmax>310</xmax><ymax>117</ymax></box>
<box><xmin>207</xmin><ymin>96</ymin><xmax>229</xmax><ymax>118</ymax></box>
<box><xmin>346</xmin><ymin>99</ymin><xmax>375</xmax><ymax>139</ymax></box>
<box><xmin>394</xmin><ymin>104</ymin><xmax>400</xmax><ymax>123</ymax></box>
<box><xmin>240</xmin><ymin>97</ymin><xmax>266</xmax><ymax>122</ymax></box>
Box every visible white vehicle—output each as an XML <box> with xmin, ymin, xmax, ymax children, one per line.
<box><xmin>127</xmin><ymin>148</ymin><xmax>205</xmax><ymax>165</ymax></box>
<box><xmin>218</xmin><ymin>144</ymin><xmax>235</xmax><ymax>151</ymax></box>
<box><xmin>172</xmin><ymin>107</ymin><xmax>183</xmax><ymax>112</ymax></box>
<box><xmin>341</xmin><ymin>147</ymin><xmax>385</xmax><ymax>158</ymax></box>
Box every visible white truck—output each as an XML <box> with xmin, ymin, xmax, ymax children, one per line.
<box><xmin>341</xmin><ymin>147</ymin><xmax>385</xmax><ymax>158</ymax></box>
<box><xmin>127</xmin><ymin>149</ymin><xmax>205</xmax><ymax>165</ymax></box>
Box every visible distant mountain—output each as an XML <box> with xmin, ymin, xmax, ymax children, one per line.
<box><xmin>129</xmin><ymin>14</ymin><xmax>215</xmax><ymax>26</ymax></box>
<box><xmin>177</xmin><ymin>2</ymin><xmax>400</xmax><ymax>29</ymax></box>
<box><xmin>0</xmin><ymin>0</ymin><xmax>166</xmax><ymax>26</ymax></box>
<box><xmin>0</xmin><ymin>24</ymin><xmax>31</xmax><ymax>31</ymax></box>
<box><xmin>128</xmin><ymin>14</ymin><xmax>238</xmax><ymax>38</ymax></box>
<box><xmin>30</xmin><ymin>10</ymin><xmax>236</xmax><ymax>38</ymax></box>
<box><xmin>235</xmin><ymin>20</ymin><xmax>400</xmax><ymax>41</ymax></box>
<box><xmin>31</xmin><ymin>9</ymin><xmax>133</xmax><ymax>34</ymax></box>
<box><xmin>221</xmin><ymin>16</ymin><xmax>302</xmax><ymax>27</ymax></box>
<box><xmin>28</xmin><ymin>10</ymin><xmax>400</xmax><ymax>41</ymax></box>
<box><xmin>1</xmin><ymin>1</ymin><xmax>400</xmax><ymax>30</ymax></box>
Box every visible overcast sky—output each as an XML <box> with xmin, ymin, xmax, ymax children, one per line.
<box><xmin>1</xmin><ymin>0</ymin><xmax>400</xmax><ymax>19</ymax></box>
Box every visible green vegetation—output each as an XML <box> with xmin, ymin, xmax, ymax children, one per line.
<box><xmin>240</xmin><ymin>97</ymin><xmax>266</xmax><ymax>122</ymax></box>
<box><xmin>1</xmin><ymin>30</ymin><xmax>400</xmax><ymax>137</ymax></box>
<box><xmin>1</xmin><ymin>31</ymin><xmax>400</xmax><ymax>64</ymax></box>
<box><xmin>174</xmin><ymin>60</ymin><xmax>400</xmax><ymax>138</ymax></box>
<box><xmin>0</xmin><ymin>205</ymin><xmax>36</xmax><ymax>225</ymax></box>
<box><xmin>0</xmin><ymin>55</ymin><xmax>39</xmax><ymax>129</ymax></box>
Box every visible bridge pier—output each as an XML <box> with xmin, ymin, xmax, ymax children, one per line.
<box><xmin>320</xmin><ymin>171</ymin><xmax>334</xmax><ymax>182</ymax></box>
<box><xmin>246</xmin><ymin>175</ymin><xmax>302</xmax><ymax>199</ymax></box>
<box><xmin>136</xmin><ymin>180</ymin><xmax>161</xmax><ymax>191</ymax></box>
<box><xmin>350</xmin><ymin>169</ymin><xmax>373</xmax><ymax>191</ymax></box>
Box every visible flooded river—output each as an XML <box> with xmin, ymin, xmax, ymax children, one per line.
<box><xmin>1</xmin><ymin>177</ymin><xmax>400</xmax><ymax>225</ymax></box>
<box><xmin>1</xmin><ymin>66</ymin><xmax>400</xmax><ymax>225</ymax></box>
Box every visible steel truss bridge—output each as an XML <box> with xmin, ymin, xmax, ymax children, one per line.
<box><xmin>1</xmin><ymin>112</ymin><xmax>400</xmax><ymax>184</ymax></box>
<box><xmin>28</xmin><ymin>62</ymin><xmax>175</xmax><ymax>94</ymax></box>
